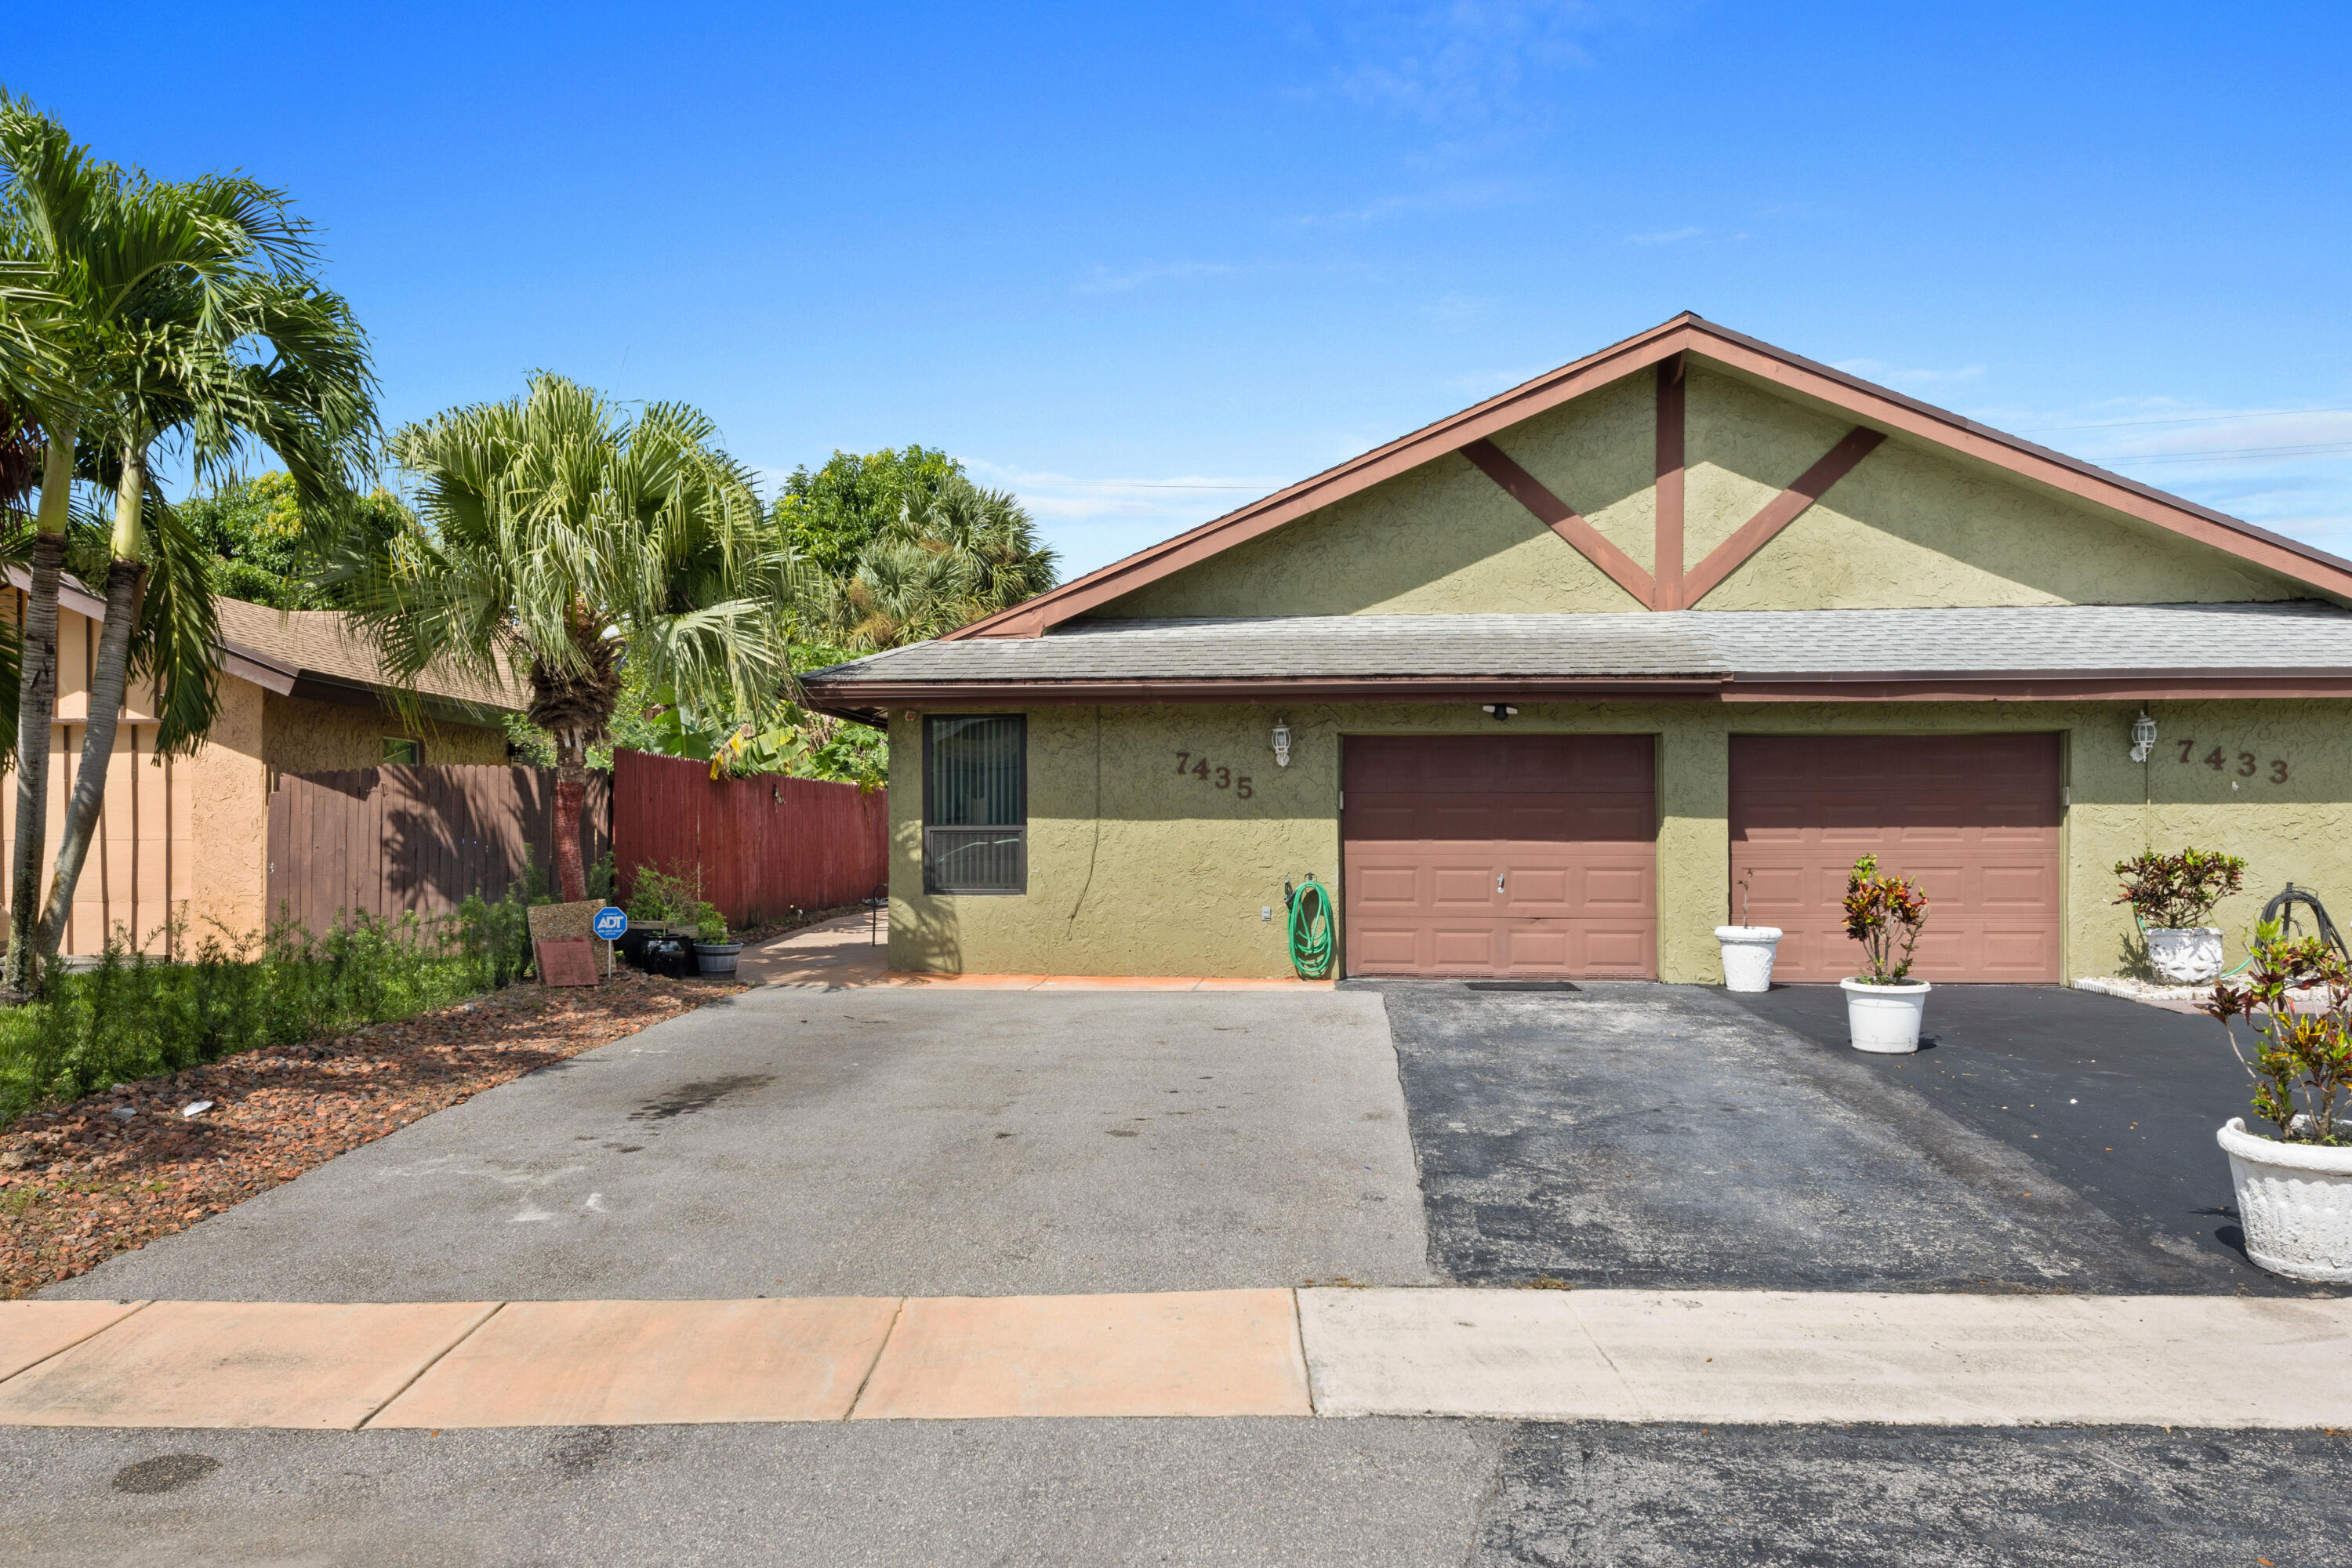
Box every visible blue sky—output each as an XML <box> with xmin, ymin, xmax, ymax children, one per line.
<box><xmin>12</xmin><ymin>2</ymin><xmax>2351</xmax><ymax>576</ymax></box>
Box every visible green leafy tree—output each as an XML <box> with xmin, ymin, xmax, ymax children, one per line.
<box><xmin>348</xmin><ymin>373</ymin><xmax>793</xmax><ymax>902</ymax></box>
<box><xmin>773</xmin><ymin>444</ymin><xmax>958</xmax><ymax>578</ymax></box>
<box><xmin>176</xmin><ymin>470</ymin><xmax>416</xmax><ymax>609</ymax></box>
<box><xmin>809</xmin><ymin>473</ymin><xmax>1059</xmax><ymax>651</ymax></box>
<box><xmin>0</xmin><ymin>91</ymin><xmax>376</xmax><ymax>998</ymax></box>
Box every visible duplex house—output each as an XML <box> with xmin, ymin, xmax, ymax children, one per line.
<box><xmin>803</xmin><ymin>315</ymin><xmax>2352</xmax><ymax>984</ymax></box>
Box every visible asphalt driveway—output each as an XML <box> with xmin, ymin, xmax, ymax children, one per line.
<box><xmin>1367</xmin><ymin>980</ymin><xmax>2307</xmax><ymax>1295</ymax></box>
<box><xmin>46</xmin><ymin>987</ymin><xmax>1432</xmax><ymax>1303</ymax></box>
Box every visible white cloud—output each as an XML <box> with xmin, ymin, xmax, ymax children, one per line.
<box><xmin>1834</xmin><ymin>357</ymin><xmax>1987</xmax><ymax>388</ymax></box>
<box><xmin>965</xmin><ymin>458</ymin><xmax>1289</xmax><ymax>576</ymax></box>
<box><xmin>1074</xmin><ymin>260</ymin><xmax>1259</xmax><ymax>295</ymax></box>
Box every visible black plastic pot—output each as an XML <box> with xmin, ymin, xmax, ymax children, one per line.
<box><xmin>637</xmin><ymin>935</ymin><xmax>697</xmax><ymax>980</ymax></box>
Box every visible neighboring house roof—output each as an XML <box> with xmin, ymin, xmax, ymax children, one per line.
<box><xmin>801</xmin><ymin>602</ymin><xmax>2352</xmax><ymax>711</ymax></box>
<box><xmin>946</xmin><ymin>314</ymin><xmax>2352</xmax><ymax>640</ymax></box>
<box><xmin>211</xmin><ymin>598</ymin><xmax>521</xmax><ymax>715</ymax></box>
<box><xmin>3</xmin><ymin>566</ymin><xmax>522</xmax><ymax>719</ymax></box>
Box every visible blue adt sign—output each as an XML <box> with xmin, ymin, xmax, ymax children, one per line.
<box><xmin>591</xmin><ymin>906</ymin><xmax>629</xmax><ymax>941</ymax></box>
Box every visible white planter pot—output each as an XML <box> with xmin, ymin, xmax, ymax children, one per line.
<box><xmin>1715</xmin><ymin>926</ymin><xmax>1784</xmax><ymax>993</ymax></box>
<box><xmin>2146</xmin><ymin>926</ymin><xmax>2224</xmax><ymax>984</ymax></box>
<box><xmin>2217</xmin><ymin>1116</ymin><xmax>2352</xmax><ymax>1282</ymax></box>
<box><xmin>1840</xmin><ymin>977</ymin><xmax>1931</xmax><ymax>1054</ymax></box>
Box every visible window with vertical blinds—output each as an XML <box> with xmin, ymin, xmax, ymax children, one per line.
<box><xmin>924</xmin><ymin>715</ymin><xmax>1026</xmax><ymax>894</ymax></box>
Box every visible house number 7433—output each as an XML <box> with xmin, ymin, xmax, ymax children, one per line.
<box><xmin>2174</xmin><ymin>739</ymin><xmax>2289</xmax><ymax>783</ymax></box>
<box><xmin>1174</xmin><ymin>753</ymin><xmax>1254</xmax><ymax>799</ymax></box>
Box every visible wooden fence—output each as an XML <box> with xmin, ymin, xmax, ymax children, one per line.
<box><xmin>266</xmin><ymin>764</ymin><xmax>612</xmax><ymax>932</ymax></box>
<box><xmin>611</xmin><ymin>749</ymin><xmax>888</xmax><ymax>927</ymax></box>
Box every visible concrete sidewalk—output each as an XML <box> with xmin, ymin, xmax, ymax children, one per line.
<box><xmin>5</xmin><ymin>1287</ymin><xmax>2347</xmax><ymax>1432</ymax></box>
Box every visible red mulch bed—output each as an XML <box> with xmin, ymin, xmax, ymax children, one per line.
<box><xmin>0</xmin><ymin>971</ymin><xmax>742</xmax><ymax>1300</ymax></box>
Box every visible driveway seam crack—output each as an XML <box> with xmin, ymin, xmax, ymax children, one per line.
<box><xmin>843</xmin><ymin>1297</ymin><xmax>907</xmax><ymax>1420</ymax></box>
<box><xmin>354</xmin><ymin>1301</ymin><xmax>505</xmax><ymax>1431</ymax></box>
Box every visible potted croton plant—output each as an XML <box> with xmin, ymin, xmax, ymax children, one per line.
<box><xmin>2114</xmin><ymin>848</ymin><xmax>2246</xmax><ymax>985</ymax></box>
<box><xmin>2203</xmin><ymin>925</ymin><xmax>2352</xmax><ymax>1281</ymax></box>
<box><xmin>1715</xmin><ymin>870</ymin><xmax>1782</xmax><ymax>993</ymax></box>
<box><xmin>1841</xmin><ymin>855</ymin><xmax>1931</xmax><ymax>1053</ymax></box>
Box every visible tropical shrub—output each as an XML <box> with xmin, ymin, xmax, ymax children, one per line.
<box><xmin>2113</xmin><ymin>848</ymin><xmax>2246</xmax><ymax>930</ymax></box>
<box><xmin>0</xmin><ymin>887</ymin><xmax>537</xmax><ymax>1128</ymax></box>
<box><xmin>623</xmin><ymin>864</ymin><xmax>723</xmax><ymax>940</ymax></box>
<box><xmin>1843</xmin><ymin>854</ymin><xmax>1929</xmax><ymax>984</ymax></box>
<box><xmin>2203</xmin><ymin>923</ymin><xmax>2352</xmax><ymax>1145</ymax></box>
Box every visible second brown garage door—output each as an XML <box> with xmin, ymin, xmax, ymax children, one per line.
<box><xmin>1729</xmin><ymin>734</ymin><xmax>2063</xmax><ymax>982</ymax></box>
<box><xmin>1342</xmin><ymin>735</ymin><xmax>1657</xmax><ymax>978</ymax></box>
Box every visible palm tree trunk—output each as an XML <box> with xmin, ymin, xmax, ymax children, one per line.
<box><xmin>34</xmin><ymin>444</ymin><xmax>146</xmax><ymax>964</ymax></box>
<box><xmin>553</xmin><ymin>737</ymin><xmax>588</xmax><ymax>903</ymax></box>
<box><xmin>2</xmin><ymin>419</ymin><xmax>76</xmax><ymax>1002</ymax></box>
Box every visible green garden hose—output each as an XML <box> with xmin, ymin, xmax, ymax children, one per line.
<box><xmin>1288</xmin><ymin>876</ymin><xmax>1334</xmax><ymax>980</ymax></box>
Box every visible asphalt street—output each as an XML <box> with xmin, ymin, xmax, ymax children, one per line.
<box><xmin>1364</xmin><ymin>980</ymin><xmax>2291</xmax><ymax>1294</ymax></box>
<box><xmin>5</xmin><ymin>1419</ymin><xmax>2344</xmax><ymax>1567</ymax></box>
<box><xmin>44</xmin><ymin>987</ymin><xmax>1432</xmax><ymax>1302</ymax></box>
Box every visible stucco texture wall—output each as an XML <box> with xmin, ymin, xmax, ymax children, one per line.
<box><xmin>262</xmin><ymin>693</ymin><xmax>508</xmax><ymax>774</ymax></box>
<box><xmin>1093</xmin><ymin>359</ymin><xmax>2309</xmax><ymax>623</ymax></box>
<box><xmin>888</xmin><ymin>699</ymin><xmax>2352</xmax><ymax>984</ymax></box>
<box><xmin>1094</xmin><ymin>380</ymin><xmax>1656</xmax><ymax>620</ymax></box>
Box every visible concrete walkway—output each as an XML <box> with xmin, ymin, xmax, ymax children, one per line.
<box><xmin>737</xmin><ymin>911</ymin><xmax>1332</xmax><ymax>991</ymax></box>
<box><xmin>5</xmin><ymin>1287</ymin><xmax>2347</xmax><ymax>1431</ymax></box>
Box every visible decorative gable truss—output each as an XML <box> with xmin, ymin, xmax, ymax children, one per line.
<box><xmin>948</xmin><ymin>314</ymin><xmax>2352</xmax><ymax>638</ymax></box>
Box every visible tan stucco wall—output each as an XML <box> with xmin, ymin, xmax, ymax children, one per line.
<box><xmin>183</xmin><ymin>675</ymin><xmax>270</xmax><ymax>945</ymax></box>
<box><xmin>1091</xmin><ymin>359</ymin><xmax>2310</xmax><ymax>620</ymax></box>
<box><xmin>890</xmin><ymin>700</ymin><xmax>2352</xmax><ymax>983</ymax></box>
<box><xmin>261</xmin><ymin>692</ymin><xmax>508</xmax><ymax>774</ymax></box>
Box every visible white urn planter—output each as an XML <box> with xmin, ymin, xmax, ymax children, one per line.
<box><xmin>1840</xmin><ymin>978</ymin><xmax>1932</xmax><ymax>1053</ymax></box>
<box><xmin>2146</xmin><ymin>926</ymin><xmax>2224</xmax><ymax>984</ymax></box>
<box><xmin>2217</xmin><ymin>1117</ymin><xmax>2352</xmax><ymax>1282</ymax></box>
<box><xmin>1715</xmin><ymin>926</ymin><xmax>1783</xmax><ymax>993</ymax></box>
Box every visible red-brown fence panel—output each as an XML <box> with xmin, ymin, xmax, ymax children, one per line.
<box><xmin>610</xmin><ymin>749</ymin><xmax>888</xmax><ymax>927</ymax></box>
<box><xmin>266</xmin><ymin>764</ymin><xmax>612</xmax><ymax>931</ymax></box>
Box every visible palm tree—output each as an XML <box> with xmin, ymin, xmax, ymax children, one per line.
<box><xmin>0</xmin><ymin>93</ymin><xmax>375</xmax><ymax>993</ymax></box>
<box><xmin>809</xmin><ymin>474</ymin><xmax>1060</xmax><ymax>651</ymax></box>
<box><xmin>349</xmin><ymin>374</ymin><xmax>792</xmax><ymax>903</ymax></box>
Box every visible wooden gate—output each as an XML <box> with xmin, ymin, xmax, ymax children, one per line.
<box><xmin>266</xmin><ymin>764</ymin><xmax>612</xmax><ymax>931</ymax></box>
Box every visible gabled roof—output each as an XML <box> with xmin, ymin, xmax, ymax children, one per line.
<box><xmin>946</xmin><ymin>314</ymin><xmax>2352</xmax><ymax>639</ymax></box>
<box><xmin>5</xmin><ymin>567</ymin><xmax>522</xmax><ymax>719</ymax></box>
<box><xmin>801</xmin><ymin>602</ymin><xmax>2352</xmax><ymax>715</ymax></box>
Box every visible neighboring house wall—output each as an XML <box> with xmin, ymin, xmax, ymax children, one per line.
<box><xmin>1092</xmin><ymin>363</ymin><xmax>2306</xmax><ymax>622</ymax></box>
<box><xmin>887</xmin><ymin>700</ymin><xmax>2352</xmax><ymax>983</ymax></box>
<box><xmin>0</xmin><ymin>595</ymin><xmax>517</xmax><ymax>956</ymax></box>
<box><xmin>261</xmin><ymin>691</ymin><xmax>508</xmax><ymax>775</ymax></box>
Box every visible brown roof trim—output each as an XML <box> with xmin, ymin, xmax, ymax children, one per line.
<box><xmin>952</xmin><ymin>314</ymin><xmax>2352</xmax><ymax>639</ymax></box>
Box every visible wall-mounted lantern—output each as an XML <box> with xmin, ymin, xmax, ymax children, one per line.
<box><xmin>2129</xmin><ymin>710</ymin><xmax>2158</xmax><ymax>764</ymax></box>
<box><xmin>1271</xmin><ymin>717</ymin><xmax>1292</xmax><ymax>768</ymax></box>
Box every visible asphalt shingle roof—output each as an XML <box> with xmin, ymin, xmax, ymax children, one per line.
<box><xmin>214</xmin><ymin>598</ymin><xmax>523</xmax><ymax>711</ymax></box>
<box><xmin>804</xmin><ymin>602</ymin><xmax>2352</xmax><ymax>686</ymax></box>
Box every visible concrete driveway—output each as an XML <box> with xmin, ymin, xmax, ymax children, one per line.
<box><xmin>48</xmin><ymin>987</ymin><xmax>1432</xmax><ymax>1303</ymax></box>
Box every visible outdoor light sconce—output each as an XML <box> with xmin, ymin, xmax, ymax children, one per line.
<box><xmin>1483</xmin><ymin>704</ymin><xmax>1519</xmax><ymax>723</ymax></box>
<box><xmin>2129</xmin><ymin>710</ymin><xmax>2158</xmax><ymax>764</ymax></box>
<box><xmin>1271</xmin><ymin>717</ymin><xmax>1292</xmax><ymax>768</ymax></box>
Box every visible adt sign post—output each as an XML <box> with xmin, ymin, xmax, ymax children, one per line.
<box><xmin>593</xmin><ymin>906</ymin><xmax>627</xmax><ymax>972</ymax></box>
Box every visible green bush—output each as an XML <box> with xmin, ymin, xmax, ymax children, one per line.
<box><xmin>0</xmin><ymin>883</ymin><xmax>539</xmax><ymax>1129</ymax></box>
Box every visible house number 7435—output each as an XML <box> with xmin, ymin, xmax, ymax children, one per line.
<box><xmin>2174</xmin><ymin>739</ymin><xmax>2289</xmax><ymax>783</ymax></box>
<box><xmin>1174</xmin><ymin>752</ymin><xmax>1254</xmax><ymax>799</ymax></box>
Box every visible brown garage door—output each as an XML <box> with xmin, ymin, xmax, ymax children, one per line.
<box><xmin>1342</xmin><ymin>735</ymin><xmax>1657</xmax><ymax>978</ymax></box>
<box><xmin>1729</xmin><ymin>734</ymin><xmax>2062</xmax><ymax>982</ymax></box>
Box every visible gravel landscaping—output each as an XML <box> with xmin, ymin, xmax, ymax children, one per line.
<box><xmin>0</xmin><ymin>973</ymin><xmax>741</xmax><ymax>1299</ymax></box>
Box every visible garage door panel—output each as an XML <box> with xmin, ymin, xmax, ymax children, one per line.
<box><xmin>1729</xmin><ymin>734</ymin><xmax>2060</xmax><ymax>983</ymax></box>
<box><xmin>1344</xmin><ymin>735</ymin><xmax>1657</xmax><ymax>979</ymax></box>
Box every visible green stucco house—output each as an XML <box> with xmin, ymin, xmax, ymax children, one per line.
<box><xmin>802</xmin><ymin>314</ymin><xmax>2352</xmax><ymax>985</ymax></box>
